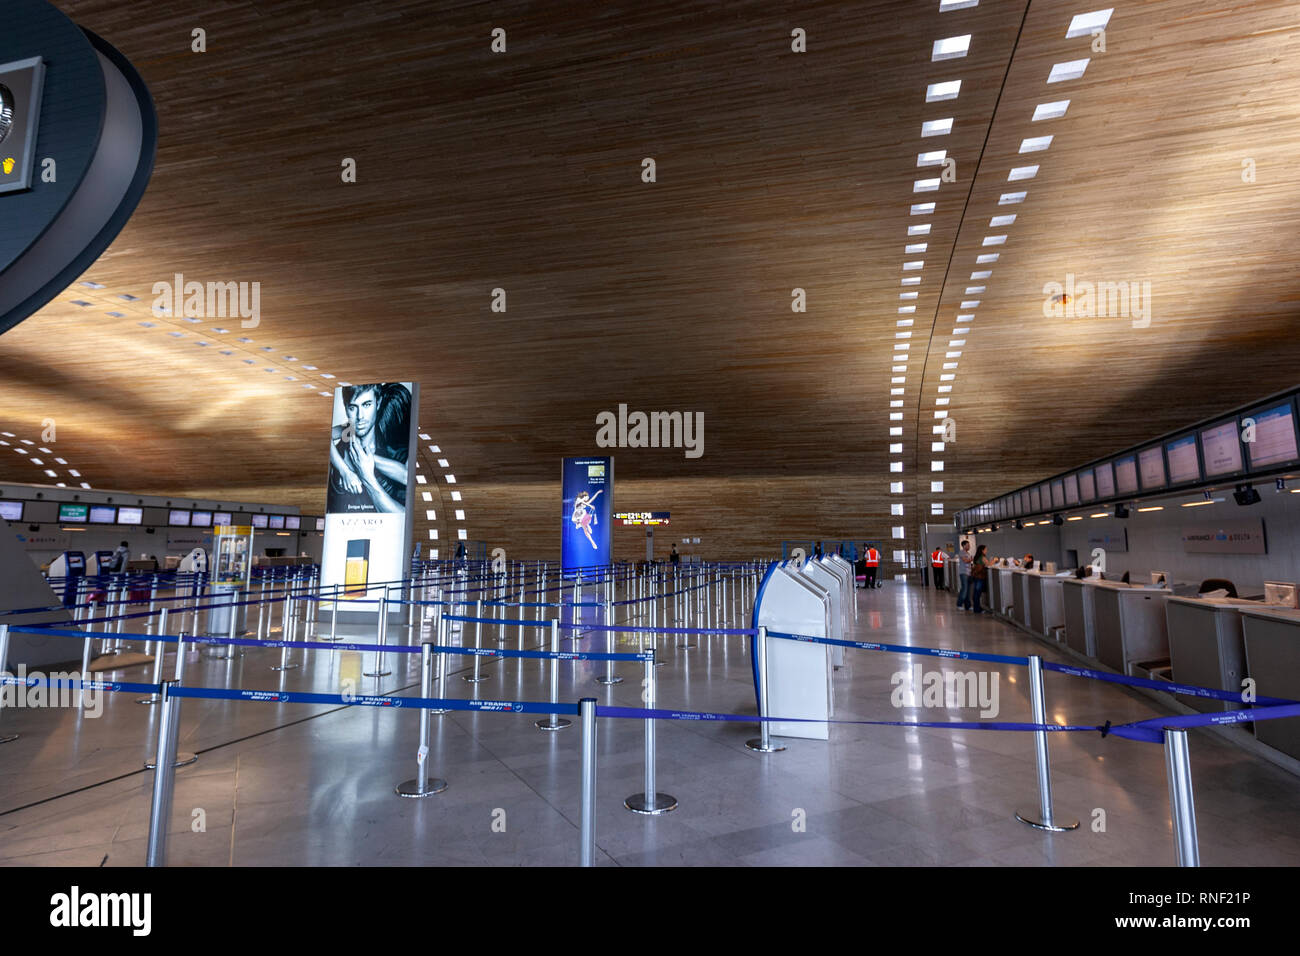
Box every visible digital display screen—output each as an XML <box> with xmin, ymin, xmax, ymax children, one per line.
<box><xmin>118</xmin><ymin>506</ymin><xmax>143</xmax><ymax>525</ymax></box>
<box><xmin>1165</xmin><ymin>434</ymin><xmax>1200</xmax><ymax>485</ymax></box>
<box><xmin>285</xmin><ymin>516</ymin><xmax>301</xmax><ymax>530</ymax></box>
<box><xmin>1114</xmin><ymin>456</ymin><xmax>1138</xmax><ymax>495</ymax></box>
<box><xmin>268</xmin><ymin>515</ymin><xmax>286</xmax><ymax>529</ymax></box>
<box><xmin>1079</xmin><ymin>469</ymin><xmax>1096</xmax><ymax>501</ymax></box>
<box><xmin>1138</xmin><ymin>446</ymin><xmax>1167</xmax><ymax>490</ymax></box>
<box><xmin>251</xmin><ymin>514</ymin><xmax>269</xmax><ymax>528</ymax></box>
<box><xmin>1038</xmin><ymin>484</ymin><xmax>1051</xmax><ymax>510</ymax></box>
<box><xmin>1244</xmin><ymin>401</ymin><xmax>1300</xmax><ymax>470</ymax></box>
<box><xmin>59</xmin><ymin>503</ymin><xmax>88</xmax><ymax>523</ymax></box>
<box><xmin>213</xmin><ymin>512</ymin><xmax>233</xmax><ymax>526</ymax></box>
<box><xmin>191</xmin><ymin>511</ymin><xmax>212</xmax><ymax>527</ymax></box>
<box><xmin>0</xmin><ymin>500</ymin><xmax>23</xmax><ymax>521</ymax></box>
<box><xmin>168</xmin><ymin>510</ymin><xmax>191</xmax><ymax>526</ymax></box>
<box><xmin>1095</xmin><ymin>462</ymin><xmax>1116</xmax><ymax>499</ymax></box>
<box><xmin>1064</xmin><ymin>473</ymin><xmax>1080</xmax><ymax>505</ymax></box>
<box><xmin>1030</xmin><ymin>486</ymin><xmax>1042</xmax><ymax>512</ymax></box>
<box><xmin>1050</xmin><ymin>480</ymin><xmax>1065</xmax><ymax>509</ymax></box>
<box><xmin>1200</xmin><ymin>420</ymin><xmax>1244</xmax><ymax>477</ymax></box>
<box><xmin>88</xmin><ymin>505</ymin><xmax>116</xmax><ymax>524</ymax></box>
<box><xmin>315</xmin><ymin>517</ymin><xmax>325</xmax><ymax>531</ymax></box>
<box><xmin>1019</xmin><ymin>490</ymin><xmax>1029</xmax><ymax>514</ymax></box>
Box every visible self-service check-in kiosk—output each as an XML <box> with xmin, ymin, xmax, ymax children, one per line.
<box><xmin>207</xmin><ymin>526</ymin><xmax>252</xmax><ymax>637</ymax></box>
<box><xmin>47</xmin><ymin>550</ymin><xmax>86</xmax><ymax>607</ymax></box>
<box><xmin>86</xmin><ymin>550</ymin><xmax>116</xmax><ymax>577</ymax></box>
<box><xmin>801</xmin><ymin>556</ymin><xmax>848</xmax><ymax>668</ymax></box>
<box><xmin>751</xmin><ymin>560</ymin><xmax>833</xmax><ymax>740</ymax></box>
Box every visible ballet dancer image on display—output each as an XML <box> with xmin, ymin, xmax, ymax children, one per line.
<box><xmin>571</xmin><ymin>489</ymin><xmax>604</xmax><ymax>549</ymax></box>
<box><xmin>327</xmin><ymin>383</ymin><xmax>411</xmax><ymax>514</ymax></box>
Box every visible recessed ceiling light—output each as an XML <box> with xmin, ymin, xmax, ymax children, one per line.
<box><xmin>932</xmin><ymin>35</ymin><xmax>971</xmax><ymax>61</ymax></box>
<box><xmin>219</xmin><ymin>349</ymin><xmax>234</xmax><ymax>356</ymax></box>
<box><xmin>982</xmin><ymin>235</ymin><xmax>1006</xmax><ymax>246</ymax></box>
<box><xmin>949</xmin><ymin>339</ymin><xmax>966</xmax><ymax>346</ymax></box>
<box><xmin>1019</xmin><ymin>135</ymin><xmax>1053</xmax><ymax>152</ymax></box>
<box><xmin>896</xmin><ymin>331</ymin><xmax>912</xmax><ymax>339</ymax></box>
<box><xmin>80</xmin><ymin>281</ymin><xmax>105</xmax><ymax>289</ymax></box>
<box><xmin>1048</xmin><ymin>59</ymin><xmax>1090</xmax><ymax>83</ymax></box>
<box><xmin>68</xmin><ymin>468</ymin><xmax>80</xmax><ymax>476</ymax></box>
<box><xmin>989</xmin><ymin>214</ymin><xmax>1016</xmax><ymax>227</ymax></box>
<box><xmin>1066</xmin><ymin>9</ymin><xmax>1113</xmax><ymax>38</ymax></box>
<box><xmin>914</xmin><ymin>178</ymin><xmax>941</xmax><ymax>192</ymax></box>
<box><xmin>942</xmin><ymin>362</ymin><xmax>958</xmax><ymax>370</ymax></box>
<box><xmin>211</xmin><ymin>327</ymin><xmax>229</xmax><ymax>334</ymax></box>
<box><xmin>168</xmin><ymin>331</ymin><xmax>185</xmax><ymax>338</ymax></box>
<box><xmin>902</xmin><ymin>276</ymin><xmax>921</xmax><ymax>285</ymax></box>
<box><xmin>945</xmin><ymin>351</ymin><xmax>962</xmax><ymax>358</ymax></box>
<box><xmin>965</xmin><ymin>286</ymin><xmax>985</xmax><ymax>294</ymax></box>
<box><xmin>975</xmin><ymin>253</ymin><xmax>999</xmax><ymax>263</ymax></box>
<box><xmin>908</xmin><ymin>224</ymin><xmax>931</xmax><ymax>236</ymax></box>
<box><xmin>956</xmin><ymin>314</ymin><xmax>974</xmax><ymax>322</ymax></box>
<box><xmin>911</xmin><ymin>202</ymin><xmax>936</xmax><ymax>215</ymax></box>
<box><xmin>182</xmin><ymin>316</ymin><xmax>201</xmax><ymax>324</ymax></box>
<box><xmin>925</xmin><ymin>80</ymin><xmax>961</xmax><ymax>102</ymax></box>
<box><xmin>960</xmin><ymin>300</ymin><xmax>980</xmax><ymax>308</ymax></box>
<box><xmin>105</xmin><ymin>311</ymin><xmax>125</xmax><ymax>318</ymax></box>
<box><xmin>137</xmin><ymin>321</ymin><xmax>155</xmax><ymax>328</ymax></box>
<box><xmin>260</xmin><ymin>346</ymin><xmax>274</xmax><ymax>352</ymax></box>
<box><xmin>243</xmin><ymin>359</ymin><xmax>257</xmax><ymax>365</ymax></box>
<box><xmin>898</xmin><ymin>307</ymin><xmax>915</xmax><ymax>314</ymax></box>
<box><xmin>1008</xmin><ymin>165</ymin><xmax>1039</xmax><ymax>181</ymax></box>
<box><xmin>118</xmin><ymin>294</ymin><xmax>138</xmax><ymax>301</ymax></box>
<box><xmin>905</xmin><ymin>242</ymin><xmax>928</xmax><ymax>254</ymax></box>
<box><xmin>999</xmin><ymin>191</ymin><xmax>1027</xmax><ymax>204</ymax></box>
<box><xmin>1033</xmin><ymin>100</ymin><xmax>1070</xmax><ymax>121</ymax></box>
<box><xmin>338</xmin><ymin>382</ymin><xmax>352</xmax><ymax>387</ymax></box>
<box><xmin>970</xmin><ymin>270</ymin><xmax>992</xmax><ymax>279</ymax></box>
<box><xmin>939</xmin><ymin>0</ymin><xmax>979</xmax><ymax>9</ymax></box>
<box><xmin>321</xmin><ymin>373</ymin><xmax>335</xmax><ymax>379</ymax></box>
<box><xmin>69</xmin><ymin>300</ymin><xmax>92</xmax><ymax>307</ymax></box>
<box><xmin>302</xmin><ymin>365</ymin><xmax>317</xmax><ymax>371</ymax></box>
<box><xmin>917</xmin><ymin>150</ymin><xmax>946</xmax><ymax>167</ymax></box>
<box><xmin>900</xmin><ymin>291</ymin><xmax>918</xmax><ymax>300</ymax></box>
<box><xmin>921</xmin><ymin>118</ymin><xmax>953</xmax><ymax>137</ymax></box>
<box><xmin>903</xmin><ymin>260</ymin><xmax>925</xmax><ymax>270</ymax></box>
<box><xmin>898</xmin><ymin>318</ymin><xmax>914</xmax><ymax>326</ymax></box>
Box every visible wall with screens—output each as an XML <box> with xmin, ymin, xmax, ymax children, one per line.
<box><xmin>1165</xmin><ymin>433</ymin><xmax>1200</xmax><ymax>485</ymax></box>
<box><xmin>1242</xmin><ymin>399</ymin><xmax>1300</xmax><ymax>470</ymax></box>
<box><xmin>1138</xmin><ymin>445</ymin><xmax>1166</xmax><ymax>491</ymax></box>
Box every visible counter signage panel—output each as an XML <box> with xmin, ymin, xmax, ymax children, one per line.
<box><xmin>1114</xmin><ymin>455</ymin><xmax>1138</xmax><ymax>496</ymax></box>
<box><xmin>1165</xmin><ymin>433</ymin><xmax>1200</xmax><ymax>485</ymax></box>
<box><xmin>1242</xmin><ymin>400</ymin><xmax>1300</xmax><ymax>470</ymax></box>
<box><xmin>1199</xmin><ymin>419</ymin><xmax>1244</xmax><ymax>477</ymax></box>
<box><xmin>59</xmin><ymin>503</ymin><xmax>88</xmax><ymax>523</ymax></box>
<box><xmin>1138</xmin><ymin>445</ymin><xmax>1167</xmax><ymax>490</ymax></box>
<box><xmin>1078</xmin><ymin>469</ymin><xmax>1096</xmax><ymax>501</ymax></box>
<box><xmin>1095</xmin><ymin>461</ymin><xmax>1116</xmax><ymax>499</ymax></box>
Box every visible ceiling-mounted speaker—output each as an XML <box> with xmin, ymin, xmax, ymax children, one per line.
<box><xmin>1234</xmin><ymin>484</ymin><xmax>1261</xmax><ymax>506</ymax></box>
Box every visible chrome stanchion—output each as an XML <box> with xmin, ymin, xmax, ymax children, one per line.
<box><xmin>144</xmin><ymin>657</ymin><xmax>197</xmax><ymax>769</ymax></box>
<box><xmin>1164</xmin><ymin>728</ymin><xmax>1200</xmax><ymax>866</ymax></box>
<box><xmin>536</xmin><ymin>619</ymin><xmax>571</xmax><ymax>731</ymax></box>
<box><xmin>146</xmin><ymin>680</ymin><xmax>183</xmax><ymax>867</ymax></box>
<box><xmin>1015</xmin><ymin>654</ymin><xmax>1078</xmax><ymax>831</ymax></box>
<box><xmin>255</xmin><ymin>575</ymin><xmax>267</xmax><ymax>640</ymax></box>
<box><xmin>0</xmin><ymin>625</ymin><xmax>17</xmax><ymax>744</ymax></box>
<box><xmin>464</xmin><ymin>599</ymin><xmax>489</xmax><ymax>683</ymax></box>
<box><xmin>580</xmin><ymin>697</ymin><xmax>597</xmax><ymax>867</ymax></box>
<box><xmin>79</xmin><ymin>621</ymin><xmax>93</xmax><ymax>686</ymax></box>
<box><xmin>625</xmin><ymin>645</ymin><xmax>675</xmax><ymax>814</ymax></box>
<box><xmin>139</xmin><ymin>607</ymin><xmax>169</xmax><ymax>704</ymax></box>
<box><xmin>595</xmin><ymin>600</ymin><xmax>622</xmax><ymax>685</ymax></box>
<box><xmin>365</xmin><ymin>586</ymin><xmax>392</xmax><ymax>677</ymax></box>
<box><xmin>329</xmin><ymin>583</ymin><xmax>340</xmax><ymax>642</ymax></box>
<box><xmin>428</xmin><ymin>616</ymin><xmax>450</xmax><ymax>715</ymax></box>
<box><xmin>396</xmin><ymin>642</ymin><xmax>448</xmax><ymax>797</ymax></box>
<box><xmin>746</xmin><ymin>626</ymin><xmax>784</xmax><ymax>753</ymax></box>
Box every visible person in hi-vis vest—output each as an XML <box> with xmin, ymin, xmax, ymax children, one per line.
<box><xmin>931</xmin><ymin>547</ymin><xmax>946</xmax><ymax>589</ymax></box>
<box><xmin>861</xmin><ymin>544</ymin><xmax>880</xmax><ymax>589</ymax></box>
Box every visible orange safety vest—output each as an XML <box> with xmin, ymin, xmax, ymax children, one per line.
<box><xmin>931</xmin><ymin>550</ymin><xmax>945</xmax><ymax>567</ymax></box>
<box><xmin>864</xmin><ymin>549</ymin><xmax>879</xmax><ymax>567</ymax></box>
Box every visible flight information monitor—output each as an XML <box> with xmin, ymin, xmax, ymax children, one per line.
<box><xmin>1078</xmin><ymin>469</ymin><xmax>1096</xmax><ymax>501</ymax></box>
<box><xmin>1138</xmin><ymin>445</ymin><xmax>1167</xmax><ymax>490</ymax></box>
<box><xmin>1095</xmin><ymin>461</ymin><xmax>1116</xmax><ymax>499</ymax></box>
<box><xmin>1243</xmin><ymin>400</ymin><xmax>1300</xmax><ymax>470</ymax></box>
<box><xmin>88</xmin><ymin>505</ymin><xmax>116</xmax><ymax>524</ymax></box>
<box><xmin>168</xmin><ymin>510</ymin><xmax>191</xmax><ymax>526</ymax></box>
<box><xmin>286</xmin><ymin>516</ymin><xmax>301</xmax><ymax>530</ymax></box>
<box><xmin>1200</xmin><ymin>419</ymin><xmax>1244</xmax><ymax>477</ymax></box>
<box><xmin>0</xmin><ymin>500</ymin><xmax>23</xmax><ymax>521</ymax></box>
<box><xmin>1114</xmin><ymin>455</ymin><xmax>1138</xmax><ymax>495</ymax></box>
<box><xmin>1019</xmin><ymin>490</ymin><xmax>1029</xmax><ymax>514</ymax></box>
<box><xmin>268</xmin><ymin>515</ymin><xmax>286</xmax><ymax>529</ymax></box>
<box><xmin>118</xmin><ymin>506</ymin><xmax>143</xmax><ymax>525</ymax></box>
<box><xmin>251</xmin><ymin>514</ymin><xmax>269</xmax><ymax>528</ymax></box>
<box><xmin>1050</xmin><ymin>479</ymin><xmax>1065</xmax><ymax>509</ymax></box>
<box><xmin>191</xmin><ymin>511</ymin><xmax>212</xmax><ymax>527</ymax></box>
<box><xmin>1029</xmin><ymin>486</ymin><xmax>1042</xmax><ymax>512</ymax></box>
<box><xmin>1064</xmin><ymin>473</ymin><xmax>1080</xmax><ymax>505</ymax></box>
<box><xmin>213</xmin><ymin>512</ymin><xmax>233</xmax><ymax>526</ymax></box>
<box><xmin>1165</xmin><ymin>434</ymin><xmax>1201</xmax><ymax>485</ymax></box>
<box><xmin>59</xmin><ymin>503</ymin><xmax>88</xmax><ymax>523</ymax></box>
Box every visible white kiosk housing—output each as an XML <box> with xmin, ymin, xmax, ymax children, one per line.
<box><xmin>801</xmin><ymin>556</ymin><xmax>849</xmax><ymax>668</ymax></box>
<box><xmin>751</xmin><ymin>559</ymin><xmax>834</xmax><ymax>740</ymax></box>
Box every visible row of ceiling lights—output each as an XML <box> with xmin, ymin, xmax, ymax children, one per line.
<box><xmin>0</xmin><ymin>429</ymin><xmax>90</xmax><ymax>488</ymax></box>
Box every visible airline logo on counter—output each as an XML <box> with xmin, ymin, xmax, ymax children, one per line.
<box><xmin>0</xmin><ymin>57</ymin><xmax>46</xmax><ymax>195</ymax></box>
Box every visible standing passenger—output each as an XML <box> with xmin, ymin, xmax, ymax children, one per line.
<box><xmin>956</xmin><ymin>540</ymin><xmax>973</xmax><ymax>610</ymax></box>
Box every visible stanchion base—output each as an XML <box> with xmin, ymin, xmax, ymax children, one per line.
<box><xmin>675</xmin><ymin>642</ymin><xmax>696</xmax><ymax>649</ymax></box>
<box><xmin>462</xmin><ymin>674</ymin><xmax>490</xmax><ymax>683</ymax></box>
<box><xmin>363</xmin><ymin>669</ymin><xmax>393</xmax><ymax>677</ymax></box>
<box><xmin>144</xmin><ymin>752</ymin><xmax>198</xmax><ymax>770</ymax></box>
<box><xmin>395</xmin><ymin>777</ymin><xmax>448</xmax><ymax>798</ymax></box>
<box><xmin>595</xmin><ymin>675</ymin><xmax>624</xmax><ymax>685</ymax></box>
<box><xmin>269</xmin><ymin>663</ymin><xmax>301</xmax><ymax>671</ymax></box>
<box><xmin>137</xmin><ymin>696</ymin><xmax>160</xmax><ymax>705</ymax></box>
<box><xmin>625</xmin><ymin>792</ymin><xmax>677</xmax><ymax>815</ymax></box>
<box><xmin>745</xmin><ymin>738</ymin><xmax>786</xmax><ymax>753</ymax></box>
<box><xmin>1014</xmin><ymin>809</ymin><xmax>1079</xmax><ymax>832</ymax></box>
<box><xmin>0</xmin><ymin>733</ymin><xmax>18</xmax><ymax>744</ymax></box>
<box><xmin>535</xmin><ymin>717</ymin><xmax>572</xmax><ymax>731</ymax></box>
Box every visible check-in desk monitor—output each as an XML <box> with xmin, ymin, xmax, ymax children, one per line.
<box><xmin>751</xmin><ymin>561</ymin><xmax>834</xmax><ymax>740</ymax></box>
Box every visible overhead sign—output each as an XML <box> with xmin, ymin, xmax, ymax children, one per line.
<box><xmin>614</xmin><ymin>512</ymin><xmax>670</xmax><ymax>526</ymax></box>
<box><xmin>0</xmin><ymin>57</ymin><xmax>45</xmax><ymax>195</ymax></box>
<box><xmin>1181</xmin><ymin>518</ymin><xmax>1267</xmax><ymax>555</ymax></box>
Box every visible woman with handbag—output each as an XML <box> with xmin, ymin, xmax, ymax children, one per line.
<box><xmin>970</xmin><ymin>544</ymin><xmax>990</xmax><ymax>614</ymax></box>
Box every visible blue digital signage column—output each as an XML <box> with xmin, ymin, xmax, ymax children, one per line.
<box><xmin>561</xmin><ymin>456</ymin><xmax>613</xmax><ymax>572</ymax></box>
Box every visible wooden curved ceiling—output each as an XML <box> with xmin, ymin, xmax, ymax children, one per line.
<box><xmin>4</xmin><ymin>0</ymin><xmax>1300</xmax><ymax>558</ymax></box>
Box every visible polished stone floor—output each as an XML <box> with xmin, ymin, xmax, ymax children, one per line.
<box><xmin>2</xmin><ymin>579</ymin><xmax>1298</xmax><ymax>866</ymax></box>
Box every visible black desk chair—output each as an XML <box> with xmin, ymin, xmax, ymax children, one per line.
<box><xmin>1198</xmin><ymin>578</ymin><xmax>1238</xmax><ymax>598</ymax></box>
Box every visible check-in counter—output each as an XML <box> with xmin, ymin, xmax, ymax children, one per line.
<box><xmin>1062</xmin><ymin>578</ymin><xmax>1097</xmax><ymax>657</ymax></box>
<box><xmin>1038</xmin><ymin>574</ymin><xmax>1067</xmax><ymax>641</ymax></box>
<box><xmin>1239</xmin><ymin>606</ymin><xmax>1300</xmax><ymax>760</ymax></box>
<box><xmin>991</xmin><ymin>566</ymin><xmax>1015</xmax><ymax>617</ymax></box>
<box><xmin>1011</xmin><ymin>570</ymin><xmax>1033</xmax><ymax>628</ymax></box>
<box><xmin>1164</xmin><ymin>596</ymin><xmax>1252</xmax><ymax>714</ymax></box>
<box><xmin>1092</xmin><ymin>580</ymin><xmax>1171</xmax><ymax>675</ymax></box>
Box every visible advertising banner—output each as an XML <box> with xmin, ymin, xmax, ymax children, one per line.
<box><xmin>321</xmin><ymin>382</ymin><xmax>418</xmax><ymax>603</ymax></box>
<box><xmin>562</xmin><ymin>456</ymin><xmax>612</xmax><ymax>572</ymax></box>
<box><xmin>1181</xmin><ymin>518</ymin><xmax>1267</xmax><ymax>555</ymax></box>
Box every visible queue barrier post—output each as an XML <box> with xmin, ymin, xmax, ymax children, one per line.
<box><xmin>595</xmin><ymin>600</ymin><xmax>622</xmax><ymax>686</ymax></box>
<box><xmin>1014</xmin><ymin>654</ymin><xmax>1078</xmax><ymax>832</ymax></box>
<box><xmin>1164</xmin><ymin>728</ymin><xmax>1200</xmax><ymax>867</ymax></box>
<box><xmin>580</xmin><ymin>697</ymin><xmax>597</xmax><ymax>867</ymax></box>
<box><xmin>396</xmin><ymin>642</ymin><xmax>448</xmax><ymax>797</ymax></box>
<box><xmin>139</xmin><ymin>607</ymin><xmax>169</xmax><ymax>704</ymax></box>
<box><xmin>145</xmin><ymin>680</ymin><xmax>183</xmax><ymax>867</ymax></box>
<box><xmin>745</xmin><ymin>626</ymin><xmax>784</xmax><ymax>753</ymax></box>
<box><xmin>536</xmin><ymin>619</ymin><xmax>571</xmax><ymax>731</ymax></box>
<box><xmin>364</xmin><ymin>586</ymin><xmax>392</xmax><ymax>678</ymax></box>
<box><xmin>464</xmin><ymin>599</ymin><xmax>488</xmax><ymax>684</ymax></box>
<box><xmin>0</xmin><ymin>625</ymin><xmax>17</xmax><ymax>744</ymax></box>
<box><xmin>624</xmin><ymin>645</ymin><xmax>676</xmax><ymax>815</ymax></box>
